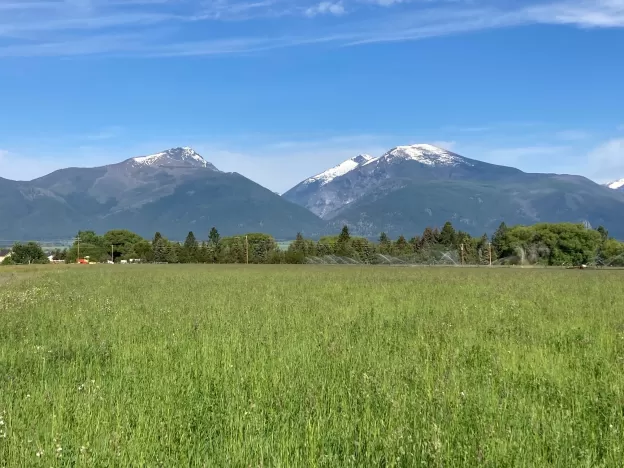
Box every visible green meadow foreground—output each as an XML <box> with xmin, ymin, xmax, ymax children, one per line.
<box><xmin>1</xmin><ymin>266</ymin><xmax>623</xmax><ymax>466</ymax></box>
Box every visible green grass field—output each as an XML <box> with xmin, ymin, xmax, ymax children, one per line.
<box><xmin>1</xmin><ymin>265</ymin><xmax>623</xmax><ymax>466</ymax></box>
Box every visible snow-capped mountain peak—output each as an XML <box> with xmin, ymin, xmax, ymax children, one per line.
<box><xmin>130</xmin><ymin>147</ymin><xmax>218</xmax><ymax>170</ymax></box>
<box><xmin>304</xmin><ymin>154</ymin><xmax>374</xmax><ymax>186</ymax></box>
<box><xmin>607</xmin><ymin>178</ymin><xmax>624</xmax><ymax>190</ymax></box>
<box><xmin>370</xmin><ymin>144</ymin><xmax>470</xmax><ymax>167</ymax></box>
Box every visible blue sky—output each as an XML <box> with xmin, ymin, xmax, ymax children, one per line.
<box><xmin>0</xmin><ymin>0</ymin><xmax>623</xmax><ymax>193</ymax></box>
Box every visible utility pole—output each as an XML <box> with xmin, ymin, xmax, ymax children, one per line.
<box><xmin>76</xmin><ymin>236</ymin><xmax>80</xmax><ymax>264</ymax></box>
<box><xmin>111</xmin><ymin>245</ymin><xmax>114</xmax><ymax>263</ymax></box>
<box><xmin>460</xmin><ymin>243</ymin><xmax>465</xmax><ymax>266</ymax></box>
<box><xmin>245</xmin><ymin>235</ymin><xmax>249</xmax><ymax>265</ymax></box>
<box><xmin>488</xmin><ymin>242</ymin><xmax>492</xmax><ymax>266</ymax></box>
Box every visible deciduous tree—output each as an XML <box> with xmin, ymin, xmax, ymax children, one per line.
<box><xmin>11</xmin><ymin>242</ymin><xmax>49</xmax><ymax>264</ymax></box>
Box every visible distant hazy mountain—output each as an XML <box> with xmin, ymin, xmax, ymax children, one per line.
<box><xmin>284</xmin><ymin>144</ymin><xmax>624</xmax><ymax>238</ymax></box>
<box><xmin>0</xmin><ymin>147</ymin><xmax>325</xmax><ymax>240</ymax></box>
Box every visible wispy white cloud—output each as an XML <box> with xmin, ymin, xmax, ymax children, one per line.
<box><xmin>305</xmin><ymin>1</ymin><xmax>345</xmax><ymax>17</ymax></box>
<box><xmin>526</xmin><ymin>0</ymin><xmax>624</xmax><ymax>28</ymax></box>
<box><xmin>587</xmin><ymin>138</ymin><xmax>624</xmax><ymax>182</ymax></box>
<box><xmin>0</xmin><ymin>0</ymin><xmax>623</xmax><ymax>57</ymax></box>
<box><xmin>366</xmin><ymin>0</ymin><xmax>404</xmax><ymax>6</ymax></box>
<box><xmin>5</xmin><ymin>124</ymin><xmax>624</xmax><ymax>190</ymax></box>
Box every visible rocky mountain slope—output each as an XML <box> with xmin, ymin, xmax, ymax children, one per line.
<box><xmin>283</xmin><ymin>154</ymin><xmax>374</xmax><ymax>218</ymax></box>
<box><xmin>284</xmin><ymin>144</ymin><xmax>624</xmax><ymax>238</ymax></box>
<box><xmin>0</xmin><ymin>147</ymin><xmax>325</xmax><ymax>240</ymax></box>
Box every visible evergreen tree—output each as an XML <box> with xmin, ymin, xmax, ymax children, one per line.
<box><xmin>476</xmin><ymin>233</ymin><xmax>490</xmax><ymax>264</ymax></box>
<box><xmin>421</xmin><ymin>227</ymin><xmax>437</xmax><ymax>247</ymax></box>
<box><xmin>184</xmin><ymin>231</ymin><xmax>198</xmax><ymax>249</ymax></box>
<box><xmin>439</xmin><ymin>221</ymin><xmax>457</xmax><ymax>247</ymax></box>
<box><xmin>197</xmin><ymin>242</ymin><xmax>209</xmax><ymax>263</ymax></box>
<box><xmin>491</xmin><ymin>222</ymin><xmax>510</xmax><ymax>258</ymax></box>
<box><xmin>456</xmin><ymin>231</ymin><xmax>474</xmax><ymax>262</ymax></box>
<box><xmin>285</xmin><ymin>243</ymin><xmax>306</xmax><ymax>263</ymax></box>
<box><xmin>394</xmin><ymin>235</ymin><xmax>411</xmax><ymax>256</ymax></box>
<box><xmin>338</xmin><ymin>225</ymin><xmax>351</xmax><ymax>244</ymax></box>
<box><xmin>360</xmin><ymin>241</ymin><xmax>375</xmax><ymax>264</ymax></box>
<box><xmin>378</xmin><ymin>232</ymin><xmax>391</xmax><ymax>254</ymax></box>
<box><xmin>182</xmin><ymin>231</ymin><xmax>199</xmax><ymax>263</ymax></box>
<box><xmin>291</xmin><ymin>232</ymin><xmax>306</xmax><ymax>255</ymax></box>
<box><xmin>316</xmin><ymin>241</ymin><xmax>331</xmax><ymax>257</ymax></box>
<box><xmin>153</xmin><ymin>232</ymin><xmax>163</xmax><ymax>245</ymax></box>
<box><xmin>432</xmin><ymin>227</ymin><xmax>441</xmax><ymax>244</ymax></box>
<box><xmin>209</xmin><ymin>227</ymin><xmax>220</xmax><ymax>246</ymax></box>
<box><xmin>409</xmin><ymin>236</ymin><xmax>422</xmax><ymax>253</ymax></box>
<box><xmin>167</xmin><ymin>242</ymin><xmax>180</xmax><ymax>264</ymax></box>
<box><xmin>153</xmin><ymin>237</ymin><xmax>168</xmax><ymax>263</ymax></box>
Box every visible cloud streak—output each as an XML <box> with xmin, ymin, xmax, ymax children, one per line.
<box><xmin>587</xmin><ymin>138</ymin><xmax>624</xmax><ymax>182</ymax></box>
<box><xmin>0</xmin><ymin>0</ymin><xmax>624</xmax><ymax>57</ymax></box>
<box><xmin>305</xmin><ymin>2</ymin><xmax>345</xmax><ymax>17</ymax></box>
<box><xmin>4</xmin><ymin>123</ymin><xmax>623</xmax><ymax>190</ymax></box>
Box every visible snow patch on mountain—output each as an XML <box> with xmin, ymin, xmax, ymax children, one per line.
<box><xmin>367</xmin><ymin>144</ymin><xmax>471</xmax><ymax>167</ymax></box>
<box><xmin>132</xmin><ymin>147</ymin><xmax>212</xmax><ymax>168</ymax></box>
<box><xmin>607</xmin><ymin>178</ymin><xmax>624</xmax><ymax>190</ymax></box>
<box><xmin>304</xmin><ymin>154</ymin><xmax>374</xmax><ymax>186</ymax></box>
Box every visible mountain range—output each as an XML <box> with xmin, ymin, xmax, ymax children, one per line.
<box><xmin>0</xmin><ymin>147</ymin><xmax>325</xmax><ymax>240</ymax></box>
<box><xmin>2</xmin><ymin>145</ymin><xmax>624</xmax><ymax>240</ymax></box>
<box><xmin>284</xmin><ymin>144</ymin><xmax>624</xmax><ymax>238</ymax></box>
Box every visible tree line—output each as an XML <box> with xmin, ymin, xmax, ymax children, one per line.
<box><xmin>2</xmin><ymin>222</ymin><xmax>624</xmax><ymax>266</ymax></box>
<box><xmin>286</xmin><ymin>222</ymin><xmax>624</xmax><ymax>266</ymax></box>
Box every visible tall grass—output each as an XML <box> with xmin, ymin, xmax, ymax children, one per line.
<box><xmin>1</xmin><ymin>265</ymin><xmax>623</xmax><ymax>466</ymax></box>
